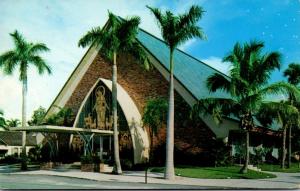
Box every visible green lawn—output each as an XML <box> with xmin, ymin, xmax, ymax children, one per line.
<box><xmin>150</xmin><ymin>166</ymin><xmax>276</xmax><ymax>179</ymax></box>
<box><xmin>259</xmin><ymin>163</ymin><xmax>300</xmax><ymax>173</ymax></box>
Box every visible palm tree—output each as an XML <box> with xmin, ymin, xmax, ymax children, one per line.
<box><xmin>142</xmin><ymin>98</ymin><xmax>168</xmax><ymax>164</ymax></box>
<box><xmin>284</xmin><ymin>63</ymin><xmax>300</xmax><ymax>168</ymax></box>
<box><xmin>78</xmin><ymin>12</ymin><xmax>149</xmax><ymax>175</ymax></box>
<box><xmin>6</xmin><ymin>118</ymin><xmax>21</xmax><ymax>127</ymax></box>
<box><xmin>147</xmin><ymin>5</ymin><xmax>206</xmax><ymax>180</ymax></box>
<box><xmin>194</xmin><ymin>40</ymin><xmax>300</xmax><ymax>173</ymax></box>
<box><xmin>0</xmin><ymin>30</ymin><xmax>51</xmax><ymax>170</ymax></box>
<box><xmin>284</xmin><ymin>63</ymin><xmax>300</xmax><ymax>85</ymax></box>
<box><xmin>257</xmin><ymin>101</ymin><xmax>300</xmax><ymax>169</ymax></box>
<box><xmin>0</xmin><ymin>109</ymin><xmax>6</xmax><ymax>129</ymax></box>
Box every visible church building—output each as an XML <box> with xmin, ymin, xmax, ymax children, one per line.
<box><xmin>45</xmin><ymin>19</ymin><xmax>280</xmax><ymax>166</ymax></box>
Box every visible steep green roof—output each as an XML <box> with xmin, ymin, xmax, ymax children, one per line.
<box><xmin>136</xmin><ymin>29</ymin><xmax>230</xmax><ymax>100</ymax></box>
<box><xmin>136</xmin><ymin>29</ymin><xmax>281</xmax><ymax>131</ymax></box>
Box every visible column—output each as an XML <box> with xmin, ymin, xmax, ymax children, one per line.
<box><xmin>100</xmin><ymin>136</ymin><xmax>103</xmax><ymax>160</ymax></box>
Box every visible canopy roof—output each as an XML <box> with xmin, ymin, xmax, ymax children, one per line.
<box><xmin>9</xmin><ymin>125</ymin><xmax>113</xmax><ymax>135</ymax></box>
<box><xmin>0</xmin><ymin>131</ymin><xmax>37</xmax><ymax>146</ymax></box>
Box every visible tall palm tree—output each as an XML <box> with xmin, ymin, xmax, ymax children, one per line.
<box><xmin>78</xmin><ymin>12</ymin><xmax>149</xmax><ymax>175</ymax></box>
<box><xmin>194</xmin><ymin>40</ymin><xmax>300</xmax><ymax>173</ymax></box>
<box><xmin>147</xmin><ymin>5</ymin><xmax>206</xmax><ymax>180</ymax></box>
<box><xmin>257</xmin><ymin>101</ymin><xmax>300</xmax><ymax>169</ymax></box>
<box><xmin>0</xmin><ymin>30</ymin><xmax>51</xmax><ymax>169</ymax></box>
<box><xmin>283</xmin><ymin>63</ymin><xmax>300</xmax><ymax>168</ymax></box>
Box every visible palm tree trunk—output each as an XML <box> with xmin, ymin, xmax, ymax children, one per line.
<box><xmin>21</xmin><ymin>79</ymin><xmax>27</xmax><ymax>170</ymax></box>
<box><xmin>282</xmin><ymin>127</ymin><xmax>287</xmax><ymax>169</ymax></box>
<box><xmin>241</xmin><ymin>130</ymin><xmax>249</xmax><ymax>174</ymax></box>
<box><xmin>165</xmin><ymin>50</ymin><xmax>175</xmax><ymax>180</ymax></box>
<box><xmin>112</xmin><ymin>51</ymin><xmax>122</xmax><ymax>174</ymax></box>
<box><xmin>288</xmin><ymin>126</ymin><xmax>292</xmax><ymax>168</ymax></box>
<box><xmin>149</xmin><ymin>128</ymin><xmax>154</xmax><ymax>164</ymax></box>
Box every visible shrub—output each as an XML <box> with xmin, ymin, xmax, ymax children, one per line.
<box><xmin>210</xmin><ymin>139</ymin><xmax>233</xmax><ymax>167</ymax></box>
<box><xmin>92</xmin><ymin>156</ymin><xmax>102</xmax><ymax>164</ymax></box>
<box><xmin>0</xmin><ymin>155</ymin><xmax>21</xmax><ymax>164</ymax></box>
<box><xmin>251</xmin><ymin>147</ymin><xmax>269</xmax><ymax>166</ymax></box>
<box><xmin>28</xmin><ymin>146</ymin><xmax>42</xmax><ymax>162</ymax></box>
<box><xmin>80</xmin><ymin>155</ymin><xmax>94</xmax><ymax>164</ymax></box>
<box><xmin>233</xmin><ymin>144</ymin><xmax>246</xmax><ymax>164</ymax></box>
<box><xmin>121</xmin><ymin>159</ymin><xmax>133</xmax><ymax>170</ymax></box>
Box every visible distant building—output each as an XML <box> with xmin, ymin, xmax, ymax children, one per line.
<box><xmin>0</xmin><ymin>131</ymin><xmax>43</xmax><ymax>158</ymax></box>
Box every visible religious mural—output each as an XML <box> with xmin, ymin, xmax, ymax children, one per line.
<box><xmin>74</xmin><ymin>80</ymin><xmax>128</xmax><ymax>131</ymax></box>
<box><xmin>83</xmin><ymin>86</ymin><xmax>113</xmax><ymax>130</ymax></box>
<box><xmin>72</xmin><ymin>80</ymin><xmax>132</xmax><ymax>156</ymax></box>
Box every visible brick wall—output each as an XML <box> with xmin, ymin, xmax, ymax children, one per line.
<box><xmin>64</xmin><ymin>52</ymin><xmax>216</xmax><ymax>165</ymax></box>
<box><xmin>65</xmin><ymin>53</ymin><xmax>169</xmax><ymax>114</ymax></box>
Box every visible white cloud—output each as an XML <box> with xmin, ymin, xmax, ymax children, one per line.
<box><xmin>179</xmin><ymin>39</ymin><xmax>197</xmax><ymax>51</ymax></box>
<box><xmin>201</xmin><ymin>56</ymin><xmax>231</xmax><ymax>75</ymax></box>
<box><xmin>0</xmin><ymin>73</ymin><xmax>22</xmax><ymax>119</ymax></box>
<box><xmin>0</xmin><ymin>0</ymin><xmax>164</xmax><ymax>119</ymax></box>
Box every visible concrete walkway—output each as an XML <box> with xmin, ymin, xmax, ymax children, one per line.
<box><xmin>11</xmin><ymin>169</ymin><xmax>300</xmax><ymax>189</ymax></box>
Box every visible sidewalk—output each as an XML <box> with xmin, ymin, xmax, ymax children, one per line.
<box><xmin>11</xmin><ymin>169</ymin><xmax>300</xmax><ymax>189</ymax></box>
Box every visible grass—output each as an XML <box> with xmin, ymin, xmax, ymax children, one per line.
<box><xmin>259</xmin><ymin>163</ymin><xmax>300</xmax><ymax>173</ymax></box>
<box><xmin>150</xmin><ymin>165</ymin><xmax>276</xmax><ymax>179</ymax></box>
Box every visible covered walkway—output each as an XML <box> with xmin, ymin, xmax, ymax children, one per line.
<box><xmin>9</xmin><ymin>125</ymin><xmax>113</xmax><ymax>158</ymax></box>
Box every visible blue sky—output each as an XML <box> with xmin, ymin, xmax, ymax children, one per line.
<box><xmin>0</xmin><ymin>0</ymin><xmax>299</xmax><ymax>119</ymax></box>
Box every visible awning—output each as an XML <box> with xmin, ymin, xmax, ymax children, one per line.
<box><xmin>9</xmin><ymin>125</ymin><xmax>113</xmax><ymax>135</ymax></box>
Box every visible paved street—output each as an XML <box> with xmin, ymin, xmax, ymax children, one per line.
<box><xmin>5</xmin><ymin>169</ymin><xmax>300</xmax><ymax>189</ymax></box>
<box><xmin>0</xmin><ymin>173</ymin><xmax>212</xmax><ymax>189</ymax></box>
<box><xmin>1</xmin><ymin>164</ymin><xmax>299</xmax><ymax>189</ymax></box>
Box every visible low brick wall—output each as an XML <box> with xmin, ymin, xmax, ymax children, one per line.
<box><xmin>80</xmin><ymin>164</ymin><xmax>94</xmax><ymax>172</ymax></box>
<box><xmin>40</xmin><ymin>162</ymin><xmax>53</xmax><ymax>170</ymax></box>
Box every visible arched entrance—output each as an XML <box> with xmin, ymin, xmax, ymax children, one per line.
<box><xmin>72</xmin><ymin>78</ymin><xmax>149</xmax><ymax>164</ymax></box>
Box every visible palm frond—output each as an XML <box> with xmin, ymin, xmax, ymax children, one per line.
<box><xmin>240</xmin><ymin>40</ymin><xmax>263</xmax><ymax>82</ymax></box>
<box><xmin>147</xmin><ymin>5</ymin><xmax>205</xmax><ymax>51</ymax></box>
<box><xmin>223</xmin><ymin>42</ymin><xmax>243</xmax><ymax>64</ymax></box>
<box><xmin>257</xmin><ymin>101</ymin><xmax>299</xmax><ymax>128</ymax></box>
<box><xmin>175</xmin><ymin>5</ymin><xmax>206</xmax><ymax>46</ymax></box>
<box><xmin>178</xmin><ymin>5</ymin><xmax>205</xmax><ymax>27</ymax></box>
<box><xmin>29</xmin><ymin>43</ymin><xmax>50</xmax><ymax>54</ymax></box>
<box><xmin>258</xmin><ymin>82</ymin><xmax>300</xmax><ymax>101</ymax></box>
<box><xmin>107</xmin><ymin>11</ymin><xmax>119</xmax><ymax>30</ymax></box>
<box><xmin>0</xmin><ymin>51</ymin><xmax>18</xmax><ymax>75</ymax></box>
<box><xmin>78</xmin><ymin>26</ymin><xmax>103</xmax><ymax>48</ymax></box>
<box><xmin>118</xmin><ymin>16</ymin><xmax>140</xmax><ymax>50</ymax></box>
<box><xmin>206</xmin><ymin>73</ymin><xmax>231</xmax><ymax>93</ymax></box>
<box><xmin>284</xmin><ymin>63</ymin><xmax>300</xmax><ymax>85</ymax></box>
<box><xmin>146</xmin><ymin>5</ymin><xmax>165</xmax><ymax>33</ymax></box>
<box><xmin>250</xmin><ymin>52</ymin><xmax>281</xmax><ymax>85</ymax></box>
<box><xmin>176</xmin><ymin>25</ymin><xmax>206</xmax><ymax>47</ymax></box>
<box><xmin>127</xmin><ymin>41</ymin><xmax>151</xmax><ymax>70</ymax></box>
<box><xmin>10</xmin><ymin>30</ymin><xmax>27</xmax><ymax>50</ymax></box>
<box><xmin>244</xmin><ymin>40</ymin><xmax>265</xmax><ymax>57</ymax></box>
<box><xmin>30</xmin><ymin>56</ymin><xmax>52</xmax><ymax>75</ymax></box>
<box><xmin>193</xmin><ymin>98</ymin><xmax>240</xmax><ymax>124</ymax></box>
<box><xmin>0</xmin><ymin>109</ymin><xmax>6</xmax><ymax>128</ymax></box>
